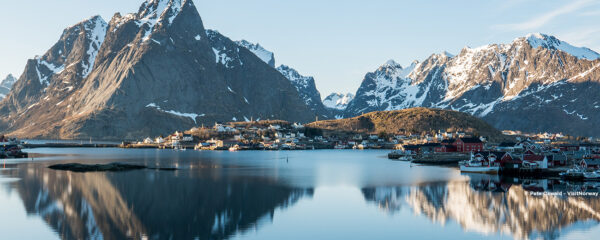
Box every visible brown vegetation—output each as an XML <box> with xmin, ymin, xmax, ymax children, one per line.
<box><xmin>306</xmin><ymin>107</ymin><xmax>507</xmax><ymax>141</ymax></box>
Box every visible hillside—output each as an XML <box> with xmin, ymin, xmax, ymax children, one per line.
<box><xmin>307</xmin><ymin>107</ymin><xmax>506</xmax><ymax>141</ymax></box>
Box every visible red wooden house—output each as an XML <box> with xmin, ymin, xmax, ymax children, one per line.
<box><xmin>499</xmin><ymin>152</ymin><xmax>523</xmax><ymax>169</ymax></box>
<box><xmin>435</xmin><ymin>145</ymin><xmax>457</xmax><ymax>152</ymax></box>
<box><xmin>454</xmin><ymin>137</ymin><xmax>484</xmax><ymax>152</ymax></box>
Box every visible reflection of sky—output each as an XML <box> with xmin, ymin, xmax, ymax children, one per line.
<box><xmin>20</xmin><ymin>148</ymin><xmax>467</xmax><ymax>188</ymax></box>
<box><xmin>0</xmin><ymin>184</ymin><xmax>57</xmax><ymax>240</ymax></box>
<box><xmin>232</xmin><ymin>186</ymin><xmax>507</xmax><ymax>240</ymax></box>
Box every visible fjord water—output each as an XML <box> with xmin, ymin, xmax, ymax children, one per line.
<box><xmin>1</xmin><ymin>149</ymin><xmax>599</xmax><ymax>239</ymax></box>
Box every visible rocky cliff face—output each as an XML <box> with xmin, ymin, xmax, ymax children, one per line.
<box><xmin>0</xmin><ymin>0</ymin><xmax>314</xmax><ymax>139</ymax></box>
<box><xmin>0</xmin><ymin>74</ymin><xmax>17</xmax><ymax>99</ymax></box>
<box><xmin>276</xmin><ymin>65</ymin><xmax>330</xmax><ymax>118</ymax></box>
<box><xmin>233</xmin><ymin>40</ymin><xmax>331</xmax><ymax>119</ymax></box>
<box><xmin>346</xmin><ymin>34</ymin><xmax>600</xmax><ymax>136</ymax></box>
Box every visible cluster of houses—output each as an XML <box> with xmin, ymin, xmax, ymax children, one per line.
<box><xmin>132</xmin><ymin>122</ymin><xmax>488</xmax><ymax>151</ymax></box>
<box><xmin>468</xmin><ymin>139</ymin><xmax>600</xmax><ymax>171</ymax></box>
<box><xmin>136</xmin><ymin>122</ymin><xmax>321</xmax><ymax>150</ymax></box>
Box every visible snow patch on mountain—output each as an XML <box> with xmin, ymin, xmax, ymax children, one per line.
<box><xmin>212</xmin><ymin>47</ymin><xmax>237</xmax><ymax>68</ymax></box>
<box><xmin>82</xmin><ymin>16</ymin><xmax>108</xmax><ymax>78</ymax></box>
<box><xmin>146</xmin><ymin>103</ymin><xmax>204</xmax><ymax>123</ymax></box>
<box><xmin>35</xmin><ymin>58</ymin><xmax>65</xmax><ymax>85</ymax></box>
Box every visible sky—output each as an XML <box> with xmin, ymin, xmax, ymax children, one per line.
<box><xmin>1</xmin><ymin>0</ymin><xmax>599</xmax><ymax>97</ymax></box>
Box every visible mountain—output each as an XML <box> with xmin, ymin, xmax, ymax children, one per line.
<box><xmin>232</xmin><ymin>40</ymin><xmax>331</xmax><ymax>119</ymax></box>
<box><xmin>346</xmin><ymin>33</ymin><xmax>600</xmax><ymax>136</ymax></box>
<box><xmin>0</xmin><ymin>0</ymin><xmax>314</xmax><ymax>139</ymax></box>
<box><xmin>276</xmin><ymin>65</ymin><xmax>330</xmax><ymax>118</ymax></box>
<box><xmin>323</xmin><ymin>92</ymin><xmax>354</xmax><ymax>110</ymax></box>
<box><xmin>307</xmin><ymin>107</ymin><xmax>505</xmax><ymax>140</ymax></box>
<box><xmin>234</xmin><ymin>40</ymin><xmax>275</xmax><ymax>67</ymax></box>
<box><xmin>0</xmin><ymin>74</ymin><xmax>17</xmax><ymax>99</ymax></box>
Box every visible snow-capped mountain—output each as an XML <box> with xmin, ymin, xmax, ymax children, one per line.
<box><xmin>346</xmin><ymin>33</ymin><xmax>600</xmax><ymax>136</ymax></box>
<box><xmin>323</xmin><ymin>92</ymin><xmax>354</xmax><ymax>110</ymax></box>
<box><xmin>0</xmin><ymin>74</ymin><xmax>17</xmax><ymax>99</ymax></box>
<box><xmin>235</xmin><ymin>40</ymin><xmax>275</xmax><ymax>67</ymax></box>
<box><xmin>0</xmin><ymin>0</ymin><xmax>314</xmax><ymax>139</ymax></box>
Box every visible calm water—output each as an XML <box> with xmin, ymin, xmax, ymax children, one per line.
<box><xmin>1</xmin><ymin>148</ymin><xmax>599</xmax><ymax>240</ymax></box>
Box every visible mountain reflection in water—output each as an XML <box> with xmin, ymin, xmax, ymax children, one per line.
<box><xmin>362</xmin><ymin>174</ymin><xmax>600</xmax><ymax>240</ymax></box>
<box><xmin>1</xmin><ymin>162</ymin><xmax>313</xmax><ymax>240</ymax></box>
<box><xmin>2</xmin><ymin>149</ymin><xmax>600</xmax><ymax>239</ymax></box>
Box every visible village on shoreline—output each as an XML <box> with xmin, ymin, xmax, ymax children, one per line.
<box><xmin>3</xmin><ymin>119</ymin><xmax>600</xmax><ymax>180</ymax></box>
<box><xmin>114</xmin><ymin>120</ymin><xmax>600</xmax><ymax>171</ymax></box>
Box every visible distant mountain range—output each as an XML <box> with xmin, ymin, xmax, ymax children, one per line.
<box><xmin>0</xmin><ymin>74</ymin><xmax>17</xmax><ymax>100</ymax></box>
<box><xmin>343</xmin><ymin>33</ymin><xmax>600</xmax><ymax>136</ymax></box>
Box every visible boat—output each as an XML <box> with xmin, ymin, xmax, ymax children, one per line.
<box><xmin>459</xmin><ymin>153</ymin><xmax>499</xmax><ymax>174</ymax></box>
<box><xmin>173</xmin><ymin>144</ymin><xmax>186</xmax><ymax>151</ymax></box>
<box><xmin>559</xmin><ymin>166</ymin><xmax>585</xmax><ymax>180</ymax></box>
<box><xmin>388</xmin><ymin>150</ymin><xmax>414</xmax><ymax>161</ymax></box>
<box><xmin>334</xmin><ymin>144</ymin><xmax>348</xmax><ymax>149</ymax></box>
<box><xmin>584</xmin><ymin>170</ymin><xmax>600</xmax><ymax>180</ymax></box>
<box><xmin>0</xmin><ymin>141</ymin><xmax>28</xmax><ymax>159</ymax></box>
<box><xmin>388</xmin><ymin>151</ymin><xmax>401</xmax><ymax>159</ymax></box>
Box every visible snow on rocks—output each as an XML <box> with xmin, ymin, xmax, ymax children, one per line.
<box><xmin>146</xmin><ymin>103</ymin><xmax>204</xmax><ymax>123</ymax></box>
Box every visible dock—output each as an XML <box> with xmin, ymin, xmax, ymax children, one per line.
<box><xmin>23</xmin><ymin>143</ymin><xmax>120</xmax><ymax>148</ymax></box>
<box><xmin>411</xmin><ymin>153</ymin><xmax>470</xmax><ymax>164</ymax></box>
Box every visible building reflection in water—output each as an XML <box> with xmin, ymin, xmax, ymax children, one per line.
<box><xmin>362</xmin><ymin>173</ymin><xmax>600</xmax><ymax>239</ymax></box>
<box><xmin>1</xmin><ymin>162</ymin><xmax>313</xmax><ymax>240</ymax></box>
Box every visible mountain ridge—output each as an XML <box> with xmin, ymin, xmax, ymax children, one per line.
<box><xmin>345</xmin><ymin>33</ymin><xmax>600</xmax><ymax>136</ymax></box>
<box><xmin>0</xmin><ymin>0</ymin><xmax>314</xmax><ymax>139</ymax></box>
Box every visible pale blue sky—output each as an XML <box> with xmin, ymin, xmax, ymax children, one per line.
<box><xmin>1</xmin><ymin>0</ymin><xmax>599</xmax><ymax>96</ymax></box>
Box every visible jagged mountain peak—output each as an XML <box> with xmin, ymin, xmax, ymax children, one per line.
<box><xmin>65</xmin><ymin>15</ymin><xmax>107</xmax><ymax>31</ymax></box>
<box><xmin>276</xmin><ymin>65</ymin><xmax>315</xmax><ymax>90</ymax></box>
<box><xmin>521</xmin><ymin>32</ymin><xmax>600</xmax><ymax>60</ymax></box>
<box><xmin>382</xmin><ymin>59</ymin><xmax>402</xmax><ymax>68</ymax></box>
<box><xmin>0</xmin><ymin>74</ymin><xmax>17</xmax><ymax>99</ymax></box>
<box><xmin>235</xmin><ymin>40</ymin><xmax>275</xmax><ymax>67</ymax></box>
<box><xmin>1</xmin><ymin>74</ymin><xmax>17</xmax><ymax>85</ymax></box>
<box><xmin>441</xmin><ymin>51</ymin><xmax>455</xmax><ymax>58</ymax></box>
<box><xmin>323</xmin><ymin>93</ymin><xmax>354</xmax><ymax>110</ymax></box>
<box><xmin>137</xmin><ymin>0</ymin><xmax>185</xmax><ymax>24</ymax></box>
